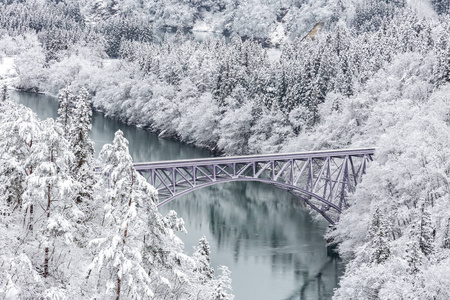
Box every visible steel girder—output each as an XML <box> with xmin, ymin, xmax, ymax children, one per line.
<box><xmin>134</xmin><ymin>148</ymin><xmax>375</xmax><ymax>224</ymax></box>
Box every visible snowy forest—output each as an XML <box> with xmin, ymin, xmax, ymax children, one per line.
<box><xmin>1</xmin><ymin>0</ymin><xmax>450</xmax><ymax>298</ymax></box>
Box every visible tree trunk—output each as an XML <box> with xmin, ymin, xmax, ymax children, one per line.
<box><xmin>44</xmin><ymin>183</ymin><xmax>51</xmax><ymax>278</ymax></box>
<box><xmin>116</xmin><ymin>275</ymin><xmax>121</xmax><ymax>300</ymax></box>
<box><xmin>27</xmin><ymin>162</ymin><xmax>34</xmax><ymax>231</ymax></box>
<box><xmin>29</xmin><ymin>204</ymin><xmax>34</xmax><ymax>231</ymax></box>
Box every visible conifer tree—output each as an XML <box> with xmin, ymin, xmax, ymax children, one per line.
<box><xmin>193</xmin><ymin>236</ymin><xmax>214</xmax><ymax>281</ymax></box>
<box><xmin>57</xmin><ymin>86</ymin><xmax>74</xmax><ymax>139</ymax></box>
<box><xmin>88</xmin><ymin>130</ymin><xmax>155</xmax><ymax>299</ymax></box>
<box><xmin>70</xmin><ymin>88</ymin><xmax>95</xmax><ymax>204</ymax></box>
<box><xmin>419</xmin><ymin>199</ymin><xmax>434</xmax><ymax>257</ymax></box>
<box><xmin>0</xmin><ymin>105</ymin><xmax>41</xmax><ymax>225</ymax></box>
<box><xmin>434</xmin><ymin>34</ymin><xmax>450</xmax><ymax>89</ymax></box>
<box><xmin>443</xmin><ymin>218</ymin><xmax>450</xmax><ymax>249</ymax></box>
<box><xmin>1</xmin><ymin>84</ymin><xmax>9</xmax><ymax>103</ymax></box>
<box><xmin>23</xmin><ymin>119</ymin><xmax>77</xmax><ymax>278</ymax></box>
<box><xmin>212</xmin><ymin>266</ymin><xmax>234</xmax><ymax>300</ymax></box>
<box><xmin>405</xmin><ymin>225</ymin><xmax>422</xmax><ymax>276</ymax></box>
<box><xmin>368</xmin><ymin>207</ymin><xmax>390</xmax><ymax>264</ymax></box>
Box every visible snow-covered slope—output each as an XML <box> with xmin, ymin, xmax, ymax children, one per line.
<box><xmin>0</xmin><ymin>57</ymin><xmax>17</xmax><ymax>87</ymax></box>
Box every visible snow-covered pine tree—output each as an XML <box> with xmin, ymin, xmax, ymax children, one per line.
<box><xmin>142</xmin><ymin>197</ymin><xmax>195</xmax><ymax>299</ymax></box>
<box><xmin>405</xmin><ymin>225</ymin><xmax>422</xmax><ymax>276</ymax></box>
<box><xmin>87</xmin><ymin>130</ymin><xmax>155</xmax><ymax>299</ymax></box>
<box><xmin>368</xmin><ymin>207</ymin><xmax>390</xmax><ymax>264</ymax></box>
<box><xmin>0</xmin><ymin>104</ymin><xmax>41</xmax><ymax>224</ymax></box>
<box><xmin>23</xmin><ymin>118</ymin><xmax>78</xmax><ymax>278</ymax></box>
<box><xmin>434</xmin><ymin>32</ymin><xmax>450</xmax><ymax>89</ymax></box>
<box><xmin>193</xmin><ymin>235</ymin><xmax>214</xmax><ymax>282</ymax></box>
<box><xmin>213</xmin><ymin>58</ymin><xmax>235</xmax><ymax>110</ymax></box>
<box><xmin>70</xmin><ymin>88</ymin><xmax>95</xmax><ymax>204</ymax></box>
<box><xmin>1</xmin><ymin>84</ymin><xmax>9</xmax><ymax>103</ymax></box>
<box><xmin>419</xmin><ymin>198</ymin><xmax>434</xmax><ymax>257</ymax></box>
<box><xmin>212</xmin><ymin>266</ymin><xmax>234</xmax><ymax>300</ymax></box>
<box><xmin>57</xmin><ymin>86</ymin><xmax>75</xmax><ymax>139</ymax></box>
<box><xmin>444</xmin><ymin>218</ymin><xmax>450</xmax><ymax>249</ymax></box>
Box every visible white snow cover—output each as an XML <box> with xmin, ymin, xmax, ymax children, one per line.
<box><xmin>269</xmin><ymin>23</ymin><xmax>288</xmax><ymax>46</ymax></box>
<box><xmin>0</xmin><ymin>57</ymin><xmax>18</xmax><ymax>87</ymax></box>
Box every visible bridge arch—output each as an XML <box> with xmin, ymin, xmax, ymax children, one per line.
<box><xmin>155</xmin><ymin>178</ymin><xmax>342</xmax><ymax>224</ymax></box>
<box><xmin>134</xmin><ymin>148</ymin><xmax>374</xmax><ymax>224</ymax></box>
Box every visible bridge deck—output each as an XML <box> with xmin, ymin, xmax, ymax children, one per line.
<box><xmin>133</xmin><ymin>148</ymin><xmax>375</xmax><ymax>169</ymax></box>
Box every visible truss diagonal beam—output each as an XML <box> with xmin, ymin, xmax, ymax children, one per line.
<box><xmin>133</xmin><ymin>148</ymin><xmax>375</xmax><ymax>224</ymax></box>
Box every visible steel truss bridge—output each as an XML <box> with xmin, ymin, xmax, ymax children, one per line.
<box><xmin>134</xmin><ymin>148</ymin><xmax>375</xmax><ymax>224</ymax></box>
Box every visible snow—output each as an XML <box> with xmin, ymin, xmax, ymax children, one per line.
<box><xmin>269</xmin><ymin>23</ymin><xmax>288</xmax><ymax>46</ymax></box>
<box><xmin>5</xmin><ymin>285</ymin><xmax>21</xmax><ymax>300</ymax></box>
<box><xmin>265</xmin><ymin>48</ymin><xmax>281</xmax><ymax>62</ymax></box>
<box><xmin>407</xmin><ymin>0</ymin><xmax>438</xmax><ymax>19</ymax></box>
<box><xmin>0</xmin><ymin>56</ymin><xmax>18</xmax><ymax>87</ymax></box>
<box><xmin>160</xmin><ymin>276</ymin><xmax>171</xmax><ymax>287</ymax></box>
<box><xmin>193</xmin><ymin>20</ymin><xmax>215</xmax><ymax>33</ymax></box>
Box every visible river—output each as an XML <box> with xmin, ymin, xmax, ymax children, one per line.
<box><xmin>11</xmin><ymin>90</ymin><xmax>343</xmax><ymax>300</ymax></box>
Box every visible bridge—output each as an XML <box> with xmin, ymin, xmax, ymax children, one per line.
<box><xmin>134</xmin><ymin>148</ymin><xmax>375</xmax><ymax>224</ymax></box>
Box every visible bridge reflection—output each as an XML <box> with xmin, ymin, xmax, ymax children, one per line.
<box><xmin>159</xmin><ymin>181</ymin><xmax>344</xmax><ymax>299</ymax></box>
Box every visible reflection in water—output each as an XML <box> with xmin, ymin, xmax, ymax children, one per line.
<box><xmin>11</xmin><ymin>91</ymin><xmax>343</xmax><ymax>299</ymax></box>
<box><xmin>159</xmin><ymin>182</ymin><xmax>343</xmax><ymax>300</ymax></box>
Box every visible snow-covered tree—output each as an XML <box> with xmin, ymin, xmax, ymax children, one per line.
<box><xmin>22</xmin><ymin>118</ymin><xmax>78</xmax><ymax>278</ymax></box>
<box><xmin>193</xmin><ymin>236</ymin><xmax>214</xmax><ymax>282</ymax></box>
<box><xmin>87</xmin><ymin>130</ymin><xmax>155</xmax><ymax>299</ymax></box>
<box><xmin>434</xmin><ymin>33</ymin><xmax>450</xmax><ymax>89</ymax></box>
<box><xmin>88</xmin><ymin>130</ymin><xmax>232</xmax><ymax>299</ymax></box>
<box><xmin>1</xmin><ymin>84</ymin><xmax>8</xmax><ymax>103</ymax></box>
<box><xmin>70</xmin><ymin>88</ymin><xmax>95</xmax><ymax>204</ymax></box>
<box><xmin>57</xmin><ymin>86</ymin><xmax>75</xmax><ymax>139</ymax></box>
<box><xmin>405</xmin><ymin>234</ymin><xmax>422</xmax><ymax>275</ymax></box>
<box><xmin>212</xmin><ymin>266</ymin><xmax>234</xmax><ymax>300</ymax></box>
<box><xmin>0</xmin><ymin>253</ymin><xmax>45</xmax><ymax>298</ymax></box>
<box><xmin>368</xmin><ymin>207</ymin><xmax>390</xmax><ymax>265</ymax></box>
<box><xmin>419</xmin><ymin>199</ymin><xmax>435</xmax><ymax>257</ymax></box>
<box><xmin>444</xmin><ymin>218</ymin><xmax>450</xmax><ymax>249</ymax></box>
<box><xmin>0</xmin><ymin>104</ymin><xmax>41</xmax><ymax>218</ymax></box>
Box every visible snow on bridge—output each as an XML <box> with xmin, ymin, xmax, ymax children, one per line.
<box><xmin>134</xmin><ymin>148</ymin><xmax>375</xmax><ymax>224</ymax></box>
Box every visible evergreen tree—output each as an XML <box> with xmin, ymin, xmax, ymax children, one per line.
<box><xmin>0</xmin><ymin>105</ymin><xmax>41</xmax><ymax>223</ymax></box>
<box><xmin>212</xmin><ymin>266</ymin><xmax>234</xmax><ymax>300</ymax></box>
<box><xmin>88</xmin><ymin>130</ymin><xmax>155</xmax><ymax>299</ymax></box>
<box><xmin>431</xmin><ymin>0</ymin><xmax>450</xmax><ymax>14</ymax></box>
<box><xmin>57</xmin><ymin>86</ymin><xmax>75</xmax><ymax>139</ymax></box>
<box><xmin>213</xmin><ymin>60</ymin><xmax>235</xmax><ymax>109</ymax></box>
<box><xmin>70</xmin><ymin>88</ymin><xmax>95</xmax><ymax>204</ymax></box>
<box><xmin>419</xmin><ymin>199</ymin><xmax>434</xmax><ymax>257</ymax></box>
<box><xmin>23</xmin><ymin>119</ymin><xmax>77</xmax><ymax>278</ymax></box>
<box><xmin>193</xmin><ymin>236</ymin><xmax>214</xmax><ymax>281</ymax></box>
<box><xmin>1</xmin><ymin>84</ymin><xmax>9</xmax><ymax>103</ymax></box>
<box><xmin>443</xmin><ymin>218</ymin><xmax>450</xmax><ymax>249</ymax></box>
<box><xmin>405</xmin><ymin>225</ymin><xmax>422</xmax><ymax>276</ymax></box>
<box><xmin>368</xmin><ymin>207</ymin><xmax>390</xmax><ymax>264</ymax></box>
<box><xmin>434</xmin><ymin>34</ymin><xmax>450</xmax><ymax>89</ymax></box>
